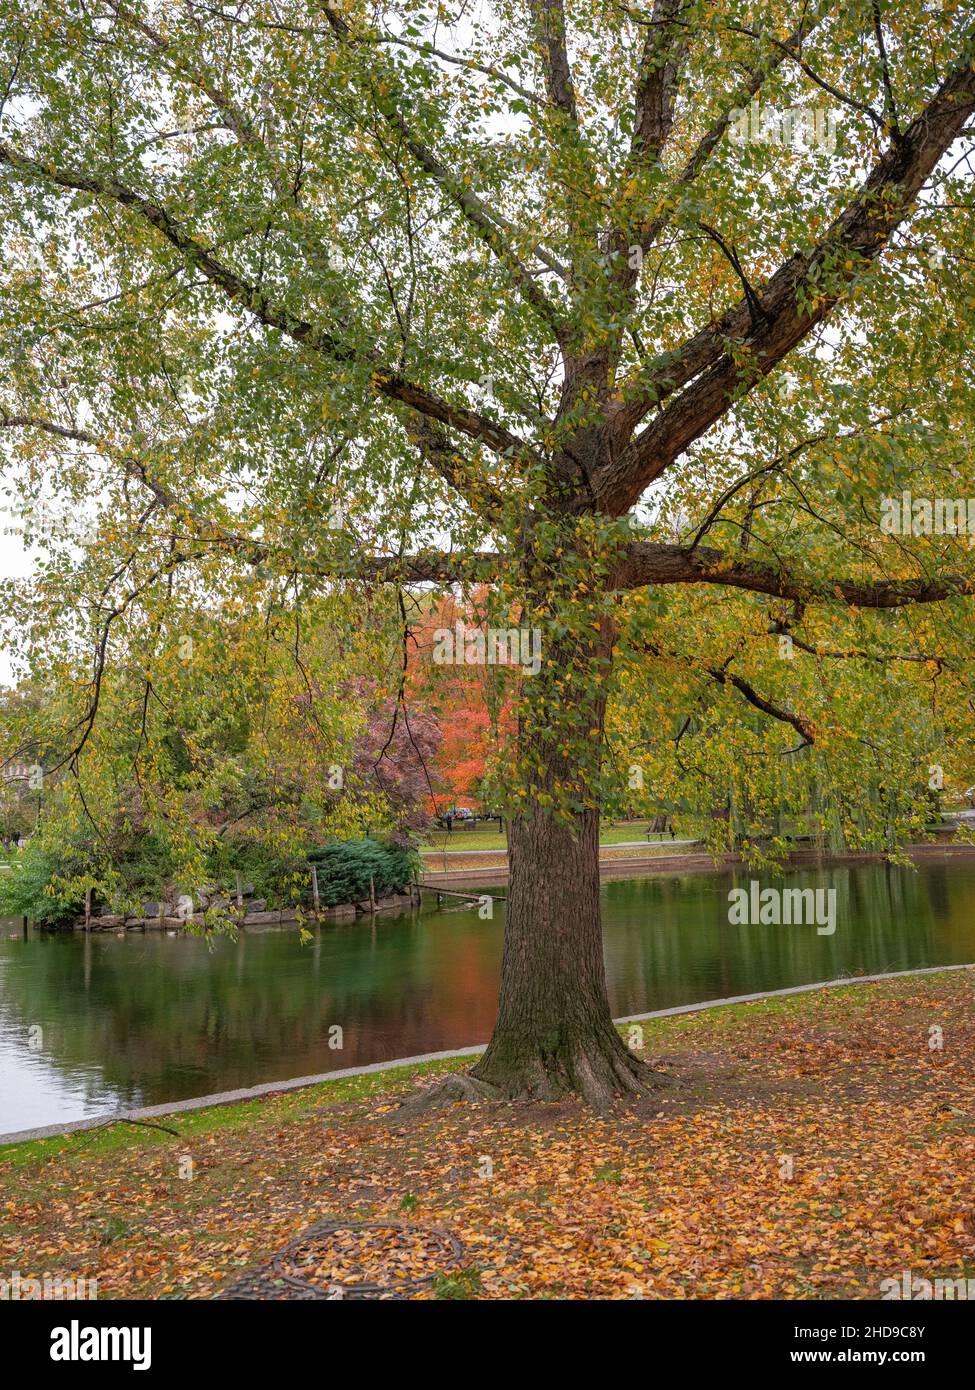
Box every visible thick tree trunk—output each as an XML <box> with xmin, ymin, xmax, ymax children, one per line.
<box><xmin>470</xmin><ymin>618</ymin><xmax>654</xmax><ymax>1107</ymax></box>
<box><xmin>471</xmin><ymin>804</ymin><xmax>651</xmax><ymax>1105</ymax></box>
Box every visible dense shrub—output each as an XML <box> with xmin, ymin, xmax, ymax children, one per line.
<box><xmin>0</xmin><ymin>842</ymin><xmax>86</xmax><ymax>926</ymax></box>
<box><xmin>206</xmin><ymin>837</ymin><xmax>308</xmax><ymax>910</ymax></box>
<box><xmin>307</xmin><ymin>838</ymin><xmax>419</xmax><ymax>907</ymax></box>
<box><xmin>110</xmin><ymin>831</ymin><xmax>182</xmax><ymax>902</ymax></box>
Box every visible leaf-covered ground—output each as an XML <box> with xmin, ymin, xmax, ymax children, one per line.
<box><xmin>2</xmin><ymin>970</ymin><xmax>973</xmax><ymax>1300</ymax></box>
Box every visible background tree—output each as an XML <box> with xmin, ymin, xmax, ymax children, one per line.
<box><xmin>2</xmin><ymin>1</ymin><xmax>975</xmax><ymax>1104</ymax></box>
<box><xmin>406</xmin><ymin>588</ymin><xmax>512</xmax><ymax>813</ymax></box>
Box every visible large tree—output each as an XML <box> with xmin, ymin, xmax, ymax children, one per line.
<box><xmin>2</xmin><ymin>1</ymin><xmax>975</xmax><ymax>1105</ymax></box>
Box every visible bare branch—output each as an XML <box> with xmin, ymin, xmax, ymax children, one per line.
<box><xmin>614</xmin><ymin>539</ymin><xmax>975</xmax><ymax>609</ymax></box>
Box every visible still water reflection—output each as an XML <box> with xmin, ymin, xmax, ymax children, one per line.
<box><xmin>2</xmin><ymin>859</ymin><xmax>974</xmax><ymax>1134</ymax></box>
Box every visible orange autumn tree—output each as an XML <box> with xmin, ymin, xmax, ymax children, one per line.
<box><xmin>406</xmin><ymin>589</ymin><xmax>516</xmax><ymax>814</ymax></box>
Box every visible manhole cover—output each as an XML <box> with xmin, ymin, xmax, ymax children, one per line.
<box><xmin>270</xmin><ymin>1219</ymin><xmax>465</xmax><ymax>1299</ymax></box>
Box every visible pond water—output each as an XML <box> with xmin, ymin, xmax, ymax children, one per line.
<box><xmin>2</xmin><ymin>858</ymin><xmax>975</xmax><ymax>1136</ymax></box>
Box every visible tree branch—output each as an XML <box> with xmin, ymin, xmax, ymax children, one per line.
<box><xmin>637</xmin><ymin>8</ymin><xmax>834</xmax><ymax>253</ymax></box>
<box><xmin>0</xmin><ymin>143</ymin><xmax>536</xmax><ymax>493</ymax></box>
<box><xmin>639</xmin><ymin>636</ymin><xmax>814</xmax><ymax>746</ymax></box>
<box><xmin>704</xmin><ymin>664</ymin><xmax>815</xmax><ymax>747</ymax></box>
<box><xmin>630</xmin><ymin>0</ymin><xmax>686</xmax><ymax>167</ymax></box>
<box><xmin>322</xmin><ymin>3</ymin><xmax>570</xmax><ymax>339</ymax></box>
<box><xmin>599</xmin><ymin>46</ymin><xmax>975</xmax><ymax>507</ymax></box>
<box><xmin>614</xmin><ymin>539</ymin><xmax>975</xmax><ymax>609</ymax></box>
<box><xmin>530</xmin><ymin>0</ymin><xmax>579</xmax><ymax>122</ymax></box>
<box><xmin>766</xmin><ymin>620</ymin><xmax>946</xmax><ymax>670</ymax></box>
<box><xmin>0</xmin><ymin>411</ymin><xmax>506</xmax><ymax>586</ymax></box>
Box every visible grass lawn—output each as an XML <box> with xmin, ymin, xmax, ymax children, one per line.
<box><xmin>2</xmin><ymin>970</ymin><xmax>973</xmax><ymax>1300</ymax></box>
<box><xmin>421</xmin><ymin>822</ymin><xmax>687</xmax><ymax>854</ymax></box>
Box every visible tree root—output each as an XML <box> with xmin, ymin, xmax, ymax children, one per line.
<box><xmin>467</xmin><ymin>1026</ymin><xmax>676</xmax><ymax>1112</ymax></box>
<box><xmin>394</xmin><ymin>1072</ymin><xmax>505</xmax><ymax>1118</ymax></box>
<box><xmin>388</xmin><ymin>1045</ymin><xmax>676</xmax><ymax>1122</ymax></box>
<box><xmin>568</xmin><ymin>1047</ymin><xmax>667</xmax><ymax>1112</ymax></box>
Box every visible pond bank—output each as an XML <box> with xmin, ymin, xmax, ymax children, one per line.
<box><xmin>48</xmin><ymin>890</ymin><xmax>420</xmax><ymax>933</ymax></box>
<box><xmin>419</xmin><ymin>838</ymin><xmax>975</xmax><ymax>888</ymax></box>
<box><xmin>22</xmin><ymin>838</ymin><xmax>975</xmax><ymax>926</ymax></box>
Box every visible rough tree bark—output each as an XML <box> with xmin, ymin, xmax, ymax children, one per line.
<box><xmin>471</xmin><ymin>799</ymin><xmax>653</xmax><ymax>1107</ymax></box>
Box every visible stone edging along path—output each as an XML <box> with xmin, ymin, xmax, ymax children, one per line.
<box><xmin>3</xmin><ymin>962</ymin><xmax>972</xmax><ymax>1148</ymax></box>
